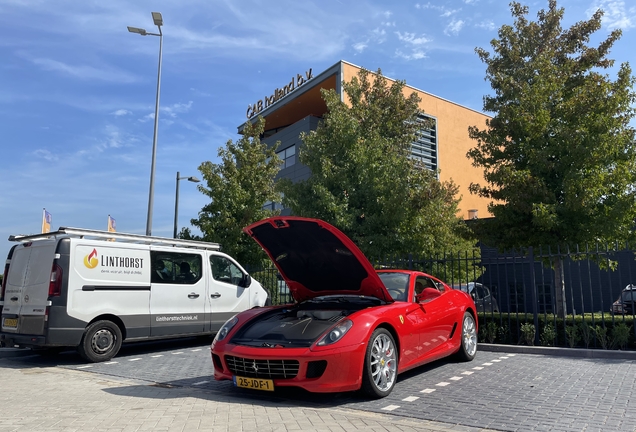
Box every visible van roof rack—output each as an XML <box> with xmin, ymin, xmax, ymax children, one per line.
<box><xmin>8</xmin><ymin>227</ymin><xmax>221</xmax><ymax>251</ymax></box>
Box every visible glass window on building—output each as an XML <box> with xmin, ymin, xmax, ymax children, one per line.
<box><xmin>276</xmin><ymin>145</ymin><xmax>296</xmax><ymax>169</ymax></box>
<box><xmin>410</xmin><ymin>114</ymin><xmax>437</xmax><ymax>174</ymax></box>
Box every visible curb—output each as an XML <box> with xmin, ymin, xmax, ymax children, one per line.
<box><xmin>479</xmin><ymin>343</ymin><xmax>636</xmax><ymax>360</ymax></box>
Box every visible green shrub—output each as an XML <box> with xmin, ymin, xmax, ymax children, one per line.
<box><xmin>520</xmin><ymin>323</ymin><xmax>535</xmax><ymax>346</ymax></box>
<box><xmin>611</xmin><ymin>323</ymin><xmax>632</xmax><ymax>350</ymax></box>
<box><xmin>540</xmin><ymin>324</ymin><xmax>557</xmax><ymax>347</ymax></box>
<box><xmin>592</xmin><ymin>325</ymin><xmax>609</xmax><ymax>349</ymax></box>
<box><xmin>480</xmin><ymin>322</ymin><xmax>498</xmax><ymax>343</ymax></box>
<box><xmin>580</xmin><ymin>321</ymin><xmax>592</xmax><ymax>348</ymax></box>
<box><xmin>565</xmin><ymin>325</ymin><xmax>580</xmax><ymax>348</ymax></box>
<box><xmin>497</xmin><ymin>325</ymin><xmax>511</xmax><ymax>344</ymax></box>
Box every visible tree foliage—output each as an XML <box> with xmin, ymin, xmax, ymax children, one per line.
<box><xmin>467</xmin><ymin>0</ymin><xmax>636</xmax><ymax>250</ymax></box>
<box><xmin>187</xmin><ymin>117</ymin><xmax>281</xmax><ymax>266</ymax></box>
<box><xmin>280</xmin><ymin>68</ymin><xmax>478</xmax><ymax>261</ymax></box>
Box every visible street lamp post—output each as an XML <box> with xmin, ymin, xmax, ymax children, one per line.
<box><xmin>174</xmin><ymin>172</ymin><xmax>201</xmax><ymax>238</ymax></box>
<box><xmin>128</xmin><ymin>12</ymin><xmax>163</xmax><ymax>236</ymax></box>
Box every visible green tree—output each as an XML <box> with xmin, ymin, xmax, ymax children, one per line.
<box><xmin>467</xmin><ymin>1</ymin><xmax>636</xmax><ymax>316</ymax></box>
<box><xmin>187</xmin><ymin>117</ymin><xmax>281</xmax><ymax>267</ymax></box>
<box><xmin>280</xmin><ymin>68</ymin><xmax>478</xmax><ymax>268</ymax></box>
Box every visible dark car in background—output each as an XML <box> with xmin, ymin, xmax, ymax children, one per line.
<box><xmin>454</xmin><ymin>282</ymin><xmax>500</xmax><ymax>313</ymax></box>
<box><xmin>611</xmin><ymin>284</ymin><xmax>636</xmax><ymax>315</ymax></box>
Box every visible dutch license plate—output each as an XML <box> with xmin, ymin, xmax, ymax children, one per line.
<box><xmin>2</xmin><ymin>318</ymin><xmax>18</xmax><ymax>329</ymax></box>
<box><xmin>233</xmin><ymin>376</ymin><xmax>274</xmax><ymax>391</ymax></box>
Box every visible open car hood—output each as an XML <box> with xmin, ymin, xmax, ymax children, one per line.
<box><xmin>244</xmin><ymin>217</ymin><xmax>393</xmax><ymax>303</ymax></box>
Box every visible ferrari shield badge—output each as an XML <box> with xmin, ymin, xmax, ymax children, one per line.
<box><xmin>399</xmin><ymin>315</ymin><xmax>404</xmax><ymax>324</ymax></box>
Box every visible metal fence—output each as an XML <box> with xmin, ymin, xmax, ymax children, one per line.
<box><xmin>247</xmin><ymin>242</ymin><xmax>636</xmax><ymax>349</ymax></box>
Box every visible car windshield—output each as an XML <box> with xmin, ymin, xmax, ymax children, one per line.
<box><xmin>621</xmin><ymin>290</ymin><xmax>636</xmax><ymax>302</ymax></box>
<box><xmin>377</xmin><ymin>272</ymin><xmax>410</xmax><ymax>301</ymax></box>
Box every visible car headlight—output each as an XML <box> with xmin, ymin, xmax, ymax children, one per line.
<box><xmin>214</xmin><ymin>316</ymin><xmax>239</xmax><ymax>342</ymax></box>
<box><xmin>316</xmin><ymin>319</ymin><xmax>353</xmax><ymax>346</ymax></box>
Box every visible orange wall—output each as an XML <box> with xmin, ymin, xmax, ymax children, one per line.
<box><xmin>342</xmin><ymin>63</ymin><xmax>492</xmax><ymax>220</ymax></box>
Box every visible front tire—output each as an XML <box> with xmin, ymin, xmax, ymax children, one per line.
<box><xmin>457</xmin><ymin>312</ymin><xmax>477</xmax><ymax>361</ymax></box>
<box><xmin>77</xmin><ymin>320</ymin><xmax>122</xmax><ymax>363</ymax></box>
<box><xmin>361</xmin><ymin>328</ymin><xmax>398</xmax><ymax>398</ymax></box>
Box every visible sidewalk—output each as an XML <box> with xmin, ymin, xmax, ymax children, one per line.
<box><xmin>0</xmin><ymin>361</ymin><xmax>496</xmax><ymax>432</ymax></box>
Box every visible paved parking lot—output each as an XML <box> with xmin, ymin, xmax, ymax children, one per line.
<box><xmin>2</xmin><ymin>339</ymin><xmax>635</xmax><ymax>432</ymax></box>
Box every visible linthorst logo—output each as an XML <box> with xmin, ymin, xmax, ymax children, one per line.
<box><xmin>84</xmin><ymin>248</ymin><xmax>99</xmax><ymax>269</ymax></box>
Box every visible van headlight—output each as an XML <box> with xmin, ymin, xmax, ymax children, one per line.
<box><xmin>214</xmin><ymin>316</ymin><xmax>239</xmax><ymax>342</ymax></box>
<box><xmin>316</xmin><ymin>319</ymin><xmax>353</xmax><ymax>346</ymax></box>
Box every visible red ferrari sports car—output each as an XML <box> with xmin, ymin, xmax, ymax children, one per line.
<box><xmin>211</xmin><ymin>217</ymin><xmax>478</xmax><ymax>398</ymax></box>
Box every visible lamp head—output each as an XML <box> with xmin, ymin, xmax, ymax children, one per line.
<box><xmin>152</xmin><ymin>12</ymin><xmax>163</xmax><ymax>27</ymax></box>
<box><xmin>127</xmin><ymin>26</ymin><xmax>147</xmax><ymax>35</ymax></box>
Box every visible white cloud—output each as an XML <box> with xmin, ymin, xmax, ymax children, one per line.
<box><xmin>444</xmin><ymin>19</ymin><xmax>465</xmax><ymax>36</ymax></box>
<box><xmin>395</xmin><ymin>49</ymin><xmax>427</xmax><ymax>61</ymax></box>
<box><xmin>587</xmin><ymin>0</ymin><xmax>634</xmax><ymax>30</ymax></box>
<box><xmin>163</xmin><ymin>101</ymin><xmax>193</xmax><ymax>118</ymax></box>
<box><xmin>476</xmin><ymin>20</ymin><xmax>496</xmax><ymax>31</ymax></box>
<box><xmin>353</xmin><ymin>42</ymin><xmax>368</xmax><ymax>53</ymax></box>
<box><xmin>441</xmin><ymin>9</ymin><xmax>462</xmax><ymax>17</ymax></box>
<box><xmin>396</xmin><ymin>32</ymin><xmax>431</xmax><ymax>46</ymax></box>
<box><xmin>33</xmin><ymin>149</ymin><xmax>58</xmax><ymax>161</ymax></box>
<box><xmin>111</xmin><ymin>109</ymin><xmax>131</xmax><ymax>116</ymax></box>
<box><xmin>21</xmin><ymin>54</ymin><xmax>138</xmax><ymax>83</ymax></box>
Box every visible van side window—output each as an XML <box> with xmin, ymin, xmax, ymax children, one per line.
<box><xmin>150</xmin><ymin>251</ymin><xmax>202</xmax><ymax>284</ymax></box>
<box><xmin>210</xmin><ymin>255</ymin><xmax>244</xmax><ymax>286</ymax></box>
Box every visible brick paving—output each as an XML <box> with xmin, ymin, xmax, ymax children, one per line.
<box><xmin>0</xmin><ymin>358</ymin><xmax>490</xmax><ymax>432</ymax></box>
<box><xmin>1</xmin><ymin>338</ymin><xmax>635</xmax><ymax>431</ymax></box>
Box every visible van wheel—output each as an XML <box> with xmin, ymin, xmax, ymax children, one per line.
<box><xmin>78</xmin><ymin>320</ymin><xmax>122</xmax><ymax>363</ymax></box>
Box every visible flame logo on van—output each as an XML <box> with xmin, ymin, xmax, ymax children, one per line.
<box><xmin>84</xmin><ymin>248</ymin><xmax>99</xmax><ymax>269</ymax></box>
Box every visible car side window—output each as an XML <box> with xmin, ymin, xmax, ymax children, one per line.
<box><xmin>210</xmin><ymin>255</ymin><xmax>244</xmax><ymax>286</ymax></box>
<box><xmin>150</xmin><ymin>251</ymin><xmax>202</xmax><ymax>285</ymax></box>
<box><xmin>414</xmin><ymin>276</ymin><xmax>441</xmax><ymax>302</ymax></box>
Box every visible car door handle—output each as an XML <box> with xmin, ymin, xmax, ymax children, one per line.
<box><xmin>210</xmin><ymin>292</ymin><xmax>221</xmax><ymax>299</ymax></box>
<box><xmin>10</xmin><ymin>297</ymin><xmax>18</xmax><ymax>301</ymax></box>
<box><xmin>188</xmin><ymin>293</ymin><xmax>200</xmax><ymax>299</ymax></box>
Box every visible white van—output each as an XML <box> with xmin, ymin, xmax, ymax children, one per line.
<box><xmin>0</xmin><ymin>227</ymin><xmax>268</xmax><ymax>362</ymax></box>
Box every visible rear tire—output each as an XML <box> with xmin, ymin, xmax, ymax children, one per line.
<box><xmin>361</xmin><ymin>328</ymin><xmax>398</xmax><ymax>398</ymax></box>
<box><xmin>457</xmin><ymin>312</ymin><xmax>477</xmax><ymax>362</ymax></box>
<box><xmin>77</xmin><ymin>320</ymin><xmax>122</xmax><ymax>363</ymax></box>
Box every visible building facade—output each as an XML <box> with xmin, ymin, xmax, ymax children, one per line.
<box><xmin>240</xmin><ymin>60</ymin><xmax>493</xmax><ymax>220</ymax></box>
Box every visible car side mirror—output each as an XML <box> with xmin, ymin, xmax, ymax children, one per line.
<box><xmin>240</xmin><ymin>274</ymin><xmax>251</xmax><ymax>288</ymax></box>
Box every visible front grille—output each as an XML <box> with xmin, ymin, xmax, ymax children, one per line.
<box><xmin>225</xmin><ymin>355</ymin><xmax>299</xmax><ymax>379</ymax></box>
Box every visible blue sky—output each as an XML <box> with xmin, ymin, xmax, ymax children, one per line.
<box><xmin>1</xmin><ymin>0</ymin><xmax>634</xmax><ymax>260</ymax></box>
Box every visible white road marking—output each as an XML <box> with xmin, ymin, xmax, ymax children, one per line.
<box><xmin>450</xmin><ymin>376</ymin><xmax>463</xmax><ymax>381</ymax></box>
<box><xmin>172</xmin><ymin>352</ymin><xmax>184</xmax><ymax>355</ymax></box>
<box><xmin>492</xmin><ymin>359</ymin><xmax>502</xmax><ymax>362</ymax></box>
<box><xmin>436</xmin><ymin>382</ymin><xmax>450</xmax><ymax>387</ymax></box>
<box><xmin>500</xmin><ymin>356</ymin><xmax>510</xmax><ymax>359</ymax></box>
<box><xmin>420</xmin><ymin>388</ymin><xmax>436</xmax><ymax>394</ymax></box>
<box><xmin>402</xmin><ymin>396</ymin><xmax>419</xmax><ymax>402</ymax></box>
<box><xmin>482</xmin><ymin>362</ymin><xmax>493</xmax><ymax>366</ymax></box>
<box><xmin>382</xmin><ymin>405</ymin><xmax>400</xmax><ymax>411</ymax></box>
<box><xmin>473</xmin><ymin>366</ymin><xmax>484</xmax><ymax>370</ymax></box>
<box><xmin>129</xmin><ymin>358</ymin><xmax>142</xmax><ymax>362</ymax></box>
<box><xmin>104</xmin><ymin>361</ymin><xmax>118</xmax><ymax>365</ymax></box>
<box><xmin>461</xmin><ymin>371</ymin><xmax>474</xmax><ymax>375</ymax></box>
<box><xmin>76</xmin><ymin>365</ymin><xmax>92</xmax><ymax>369</ymax></box>
<box><xmin>151</xmin><ymin>355</ymin><xmax>163</xmax><ymax>358</ymax></box>
<box><xmin>191</xmin><ymin>349</ymin><xmax>202</xmax><ymax>352</ymax></box>
<box><xmin>507</xmin><ymin>354</ymin><xmax>516</xmax><ymax>356</ymax></box>
<box><xmin>192</xmin><ymin>380</ymin><xmax>209</xmax><ymax>385</ymax></box>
